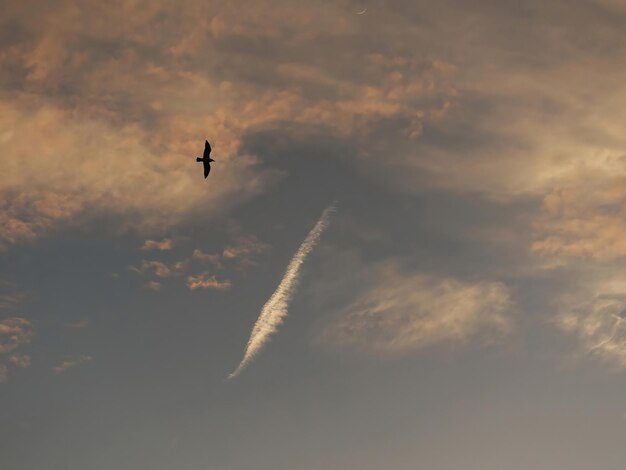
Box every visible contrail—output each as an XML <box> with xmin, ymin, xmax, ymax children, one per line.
<box><xmin>228</xmin><ymin>203</ymin><xmax>337</xmax><ymax>379</ymax></box>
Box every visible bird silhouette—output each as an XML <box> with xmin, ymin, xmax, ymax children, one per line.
<box><xmin>196</xmin><ymin>140</ymin><xmax>215</xmax><ymax>178</ymax></box>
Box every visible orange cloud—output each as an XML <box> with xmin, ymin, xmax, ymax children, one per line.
<box><xmin>130</xmin><ymin>260</ymin><xmax>180</xmax><ymax>278</ymax></box>
<box><xmin>141</xmin><ymin>238</ymin><xmax>174</xmax><ymax>251</ymax></box>
<box><xmin>223</xmin><ymin>235</ymin><xmax>270</xmax><ymax>261</ymax></box>
<box><xmin>186</xmin><ymin>273</ymin><xmax>231</xmax><ymax>290</ymax></box>
<box><xmin>0</xmin><ymin>99</ymin><xmax>271</xmax><ymax>248</ymax></box>
<box><xmin>0</xmin><ymin>0</ymin><xmax>460</xmax><ymax>251</ymax></box>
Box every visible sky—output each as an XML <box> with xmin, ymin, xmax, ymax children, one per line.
<box><xmin>2</xmin><ymin>0</ymin><xmax>626</xmax><ymax>468</ymax></box>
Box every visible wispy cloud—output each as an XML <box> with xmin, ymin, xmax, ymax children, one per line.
<box><xmin>0</xmin><ymin>317</ymin><xmax>34</xmax><ymax>354</ymax></box>
<box><xmin>229</xmin><ymin>203</ymin><xmax>336</xmax><ymax>379</ymax></box>
<box><xmin>130</xmin><ymin>260</ymin><xmax>173</xmax><ymax>278</ymax></box>
<box><xmin>52</xmin><ymin>355</ymin><xmax>93</xmax><ymax>375</ymax></box>
<box><xmin>192</xmin><ymin>249</ymin><xmax>223</xmax><ymax>268</ymax></box>
<box><xmin>554</xmin><ymin>274</ymin><xmax>626</xmax><ymax>370</ymax></box>
<box><xmin>141</xmin><ymin>238</ymin><xmax>174</xmax><ymax>251</ymax></box>
<box><xmin>223</xmin><ymin>235</ymin><xmax>270</xmax><ymax>261</ymax></box>
<box><xmin>145</xmin><ymin>280</ymin><xmax>163</xmax><ymax>291</ymax></box>
<box><xmin>0</xmin><ymin>280</ymin><xmax>25</xmax><ymax>310</ymax></box>
<box><xmin>0</xmin><ymin>317</ymin><xmax>34</xmax><ymax>383</ymax></box>
<box><xmin>186</xmin><ymin>273</ymin><xmax>231</xmax><ymax>291</ymax></box>
<box><xmin>319</xmin><ymin>262</ymin><xmax>515</xmax><ymax>356</ymax></box>
<box><xmin>9</xmin><ymin>354</ymin><xmax>31</xmax><ymax>369</ymax></box>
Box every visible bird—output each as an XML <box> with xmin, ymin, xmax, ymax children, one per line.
<box><xmin>196</xmin><ymin>140</ymin><xmax>215</xmax><ymax>179</ymax></box>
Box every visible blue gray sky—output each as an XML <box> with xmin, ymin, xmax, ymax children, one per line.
<box><xmin>3</xmin><ymin>0</ymin><xmax>626</xmax><ymax>468</ymax></box>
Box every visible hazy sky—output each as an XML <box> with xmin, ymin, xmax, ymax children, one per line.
<box><xmin>3</xmin><ymin>0</ymin><xmax>626</xmax><ymax>468</ymax></box>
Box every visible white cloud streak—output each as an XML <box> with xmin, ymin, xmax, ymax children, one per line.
<box><xmin>228</xmin><ymin>203</ymin><xmax>336</xmax><ymax>379</ymax></box>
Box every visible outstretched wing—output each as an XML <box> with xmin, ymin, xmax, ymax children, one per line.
<box><xmin>203</xmin><ymin>161</ymin><xmax>211</xmax><ymax>178</ymax></box>
<box><xmin>203</xmin><ymin>140</ymin><xmax>212</xmax><ymax>159</ymax></box>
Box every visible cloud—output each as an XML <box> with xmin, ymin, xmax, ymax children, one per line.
<box><xmin>186</xmin><ymin>273</ymin><xmax>231</xmax><ymax>291</ymax></box>
<box><xmin>532</xmin><ymin>158</ymin><xmax>626</xmax><ymax>263</ymax></box>
<box><xmin>2</xmin><ymin>0</ymin><xmax>626</xmax><ymax>248</ymax></box>
<box><xmin>0</xmin><ymin>0</ymin><xmax>460</xmax><ymax>251</ymax></box>
<box><xmin>192</xmin><ymin>249</ymin><xmax>222</xmax><ymax>268</ymax></box>
<box><xmin>131</xmin><ymin>231</ymin><xmax>269</xmax><ymax>291</ymax></box>
<box><xmin>222</xmin><ymin>235</ymin><xmax>270</xmax><ymax>260</ymax></box>
<box><xmin>130</xmin><ymin>260</ymin><xmax>184</xmax><ymax>278</ymax></box>
<box><xmin>0</xmin><ymin>291</ymin><xmax>25</xmax><ymax>310</ymax></box>
<box><xmin>0</xmin><ymin>317</ymin><xmax>34</xmax><ymax>354</ymax></box>
<box><xmin>145</xmin><ymin>280</ymin><xmax>163</xmax><ymax>291</ymax></box>
<box><xmin>222</xmin><ymin>234</ymin><xmax>270</xmax><ymax>270</ymax></box>
<box><xmin>8</xmin><ymin>353</ymin><xmax>31</xmax><ymax>369</ymax></box>
<box><xmin>52</xmin><ymin>355</ymin><xmax>93</xmax><ymax>375</ymax></box>
<box><xmin>0</xmin><ymin>279</ymin><xmax>25</xmax><ymax>310</ymax></box>
<box><xmin>141</xmin><ymin>238</ymin><xmax>174</xmax><ymax>251</ymax></box>
<box><xmin>320</xmin><ymin>263</ymin><xmax>515</xmax><ymax>356</ymax></box>
<box><xmin>229</xmin><ymin>203</ymin><xmax>336</xmax><ymax>379</ymax></box>
<box><xmin>0</xmin><ymin>97</ymin><xmax>272</xmax><ymax>248</ymax></box>
<box><xmin>553</xmin><ymin>273</ymin><xmax>626</xmax><ymax>370</ymax></box>
<box><xmin>0</xmin><ymin>317</ymin><xmax>33</xmax><ymax>383</ymax></box>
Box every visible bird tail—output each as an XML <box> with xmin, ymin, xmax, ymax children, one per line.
<box><xmin>196</xmin><ymin>157</ymin><xmax>203</xmax><ymax>162</ymax></box>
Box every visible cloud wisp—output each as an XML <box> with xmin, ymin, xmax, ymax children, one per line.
<box><xmin>228</xmin><ymin>203</ymin><xmax>336</xmax><ymax>379</ymax></box>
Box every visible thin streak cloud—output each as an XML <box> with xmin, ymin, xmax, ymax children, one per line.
<box><xmin>228</xmin><ymin>203</ymin><xmax>336</xmax><ymax>379</ymax></box>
